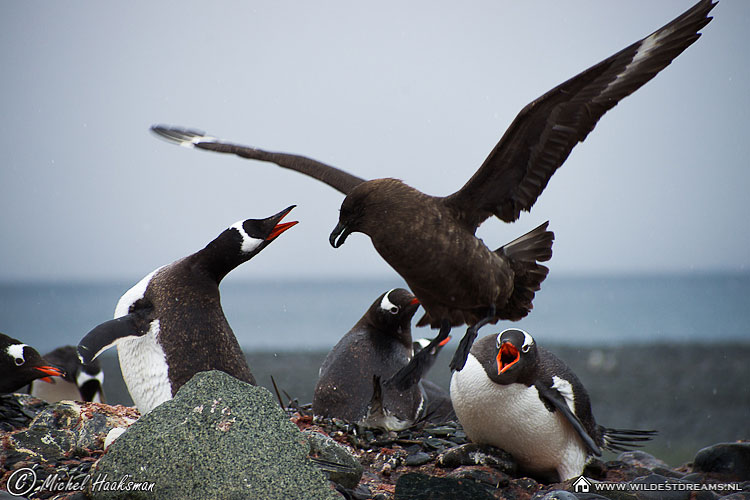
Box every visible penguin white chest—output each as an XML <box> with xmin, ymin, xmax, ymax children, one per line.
<box><xmin>450</xmin><ymin>354</ymin><xmax>588</xmax><ymax>479</ymax></box>
<box><xmin>116</xmin><ymin>319</ymin><xmax>172</xmax><ymax>414</ymax></box>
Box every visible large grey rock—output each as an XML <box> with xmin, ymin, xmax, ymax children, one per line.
<box><xmin>92</xmin><ymin>370</ymin><xmax>340</xmax><ymax>500</ymax></box>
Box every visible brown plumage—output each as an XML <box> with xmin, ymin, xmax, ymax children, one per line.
<box><xmin>151</xmin><ymin>0</ymin><xmax>715</xmax><ymax>383</ymax></box>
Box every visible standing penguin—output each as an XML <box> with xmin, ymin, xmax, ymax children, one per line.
<box><xmin>450</xmin><ymin>329</ymin><xmax>655</xmax><ymax>481</ymax></box>
<box><xmin>313</xmin><ymin>288</ymin><xmax>451</xmax><ymax>430</ymax></box>
<box><xmin>77</xmin><ymin>206</ymin><xmax>297</xmax><ymax>414</ymax></box>
<box><xmin>29</xmin><ymin>345</ymin><xmax>105</xmax><ymax>403</ymax></box>
<box><xmin>0</xmin><ymin>333</ymin><xmax>65</xmax><ymax>394</ymax></box>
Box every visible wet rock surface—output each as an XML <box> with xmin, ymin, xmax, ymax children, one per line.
<box><xmin>2</xmin><ymin>388</ymin><xmax>748</xmax><ymax>499</ymax></box>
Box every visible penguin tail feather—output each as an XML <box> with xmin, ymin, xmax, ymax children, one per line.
<box><xmin>497</xmin><ymin>221</ymin><xmax>554</xmax><ymax>321</ymax></box>
<box><xmin>601</xmin><ymin>427</ymin><xmax>658</xmax><ymax>452</ymax></box>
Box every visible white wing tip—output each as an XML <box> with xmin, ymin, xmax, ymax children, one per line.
<box><xmin>151</xmin><ymin>125</ymin><xmax>218</xmax><ymax>148</ymax></box>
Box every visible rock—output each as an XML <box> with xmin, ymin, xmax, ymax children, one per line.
<box><xmin>436</xmin><ymin>443</ymin><xmax>516</xmax><ymax>475</ymax></box>
<box><xmin>304</xmin><ymin>429</ymin><xmax>364</xmax><ymax>489</ymax></box>
<box><xmin>5</xmin><ymin>401</ymin><xmax>138</xmax><ymax>463</ymax></box>
<box><xmin>446</xmin><ymin>465</ymin><xmax>511</xmax><ymax>488</ymax></box>
<box><xmin>617</xmin><ymin>451</ymin><xmax>670</xmax><ymax>471</ymax></box>
<box><xmin>404</xmin><ymin>451</ymin><xmax>432</xmax><ymax>467</ymax></box>
<box><xmin>692</xmin><ymin>442</ymin><xmax>750</xmax><ymax>481</ymax></box>
<box><xmin>0</xmin><ymin>394</ymin><xmax>48</xmax><ymax>432</ymax></box>
<box><xmin>394</xmin><ymin>472</ymin><xmax>495</xmax><ymax>500</ymax></box>
<box><xmin>535</xmin><ymin>491</ymin><xmax>581</xmax><ymax>500</ymax></box>
<box><xmin>92</xmin><ymin>371</ymin><xmax>340</xmax><ymax>500</ymax></box>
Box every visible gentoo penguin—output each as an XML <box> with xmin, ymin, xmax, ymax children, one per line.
<box><xmin>313</xmin><ymin>288</ymin><xmax>451</xmax><ymax>430</ymax></box>
<box><xmin>450</xmin><ymin>329</ymin><xmax>655</xmax><ymax>481</ymax></box>
<box><xmin>29</xmin><ymin>345</ymin><xmax>105</xmax><ymax>403</ymax></box>
<box><xmin>0</xmin><ymin>333</ymin><xmax>65</xmax><ymax>394</ymax></box>
<box><xmin>77</xmin><ymin>206</ymin><xmax>298</xmax><ymax>414</ymax></box>
<box><xmin>151</xmin><ymin>0</ymin><xmax>715</xmax><ymax>380</ymax></box>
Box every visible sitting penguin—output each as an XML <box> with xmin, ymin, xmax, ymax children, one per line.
<box><xmin>450</xmin><ymin>328</ymin><xmax>655</xmax><ymax>481</ymax></box>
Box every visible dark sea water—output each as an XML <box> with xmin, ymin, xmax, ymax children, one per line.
<box><xmin>1</xmin><ymin>273</ymin><xmax>748</xmax><ymax>465</ymax></box>
<box><xmin>2</xmin><ymin>273</ymin><xmax>748</xmax><ymax>352</ymax></box>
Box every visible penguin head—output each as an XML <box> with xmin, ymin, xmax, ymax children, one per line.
<box><xmin>42</xmin><ymin>345</ymin><xmax>105</xmax><ymax>402</ymax></box>
<box><xmin>489</xmin><ymin>328</ymin><xmax>537</xmax><ymax>383</ymax></box>
<box><xmin>228</xmin><ymin>205</ymin><xmax>298</xmax><ymax>258</ymax></box>
<box><xmin>366</xmin><ymin>288</ymin><xmax>420</xmax><ymax>344</ymax></box>
<box><xmin>0</xmin><ymin>333</ymin><xmax>66</xmax><ymax>393</ymax></box>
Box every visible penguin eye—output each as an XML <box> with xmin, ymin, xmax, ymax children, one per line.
<box><xmin>389</xmin><ymin>306</ymin><xmax>399</xmax><ymax>314</ymax></box>
<box><xmin>521</xmin><ymin>344</ymin><xmax>531</xmax><ymax>353</ymax></box>
<box><xmin>15</xmin><ymin>357</ymin><xmax>24</xmax><ymax>366</ymax></box>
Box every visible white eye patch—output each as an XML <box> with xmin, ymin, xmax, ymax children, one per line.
<box><xmin>380</xmin><ymin>289</ymin><xmax>400</xmax><ymax>314</ymax></box>
<box><xmin>229</xmin><ymin>221</ymin><xmax>264</xmax><ymax>254</ymax></box>
<box><xmin>521</xmin><ymin>330</ymin><xmax>534</xmax><ymax>353</ymax></box>
<box><xmin>115</xmin><ymin>267</ymin><xmax>162</xmax><ymax>319</ymax></box>
<box><xmin>6</xmin><ymin>344</ymin><xmax>27</xmax><ymax>365</ymax></box>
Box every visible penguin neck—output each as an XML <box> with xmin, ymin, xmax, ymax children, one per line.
<box><xmin>370</xmin><ymin>320</ymin><xmax>413</xmax><ymax>350</ymax></box>
<box><xmin>192</xmin><ymin>229</ymin><xmax>259</xmax><ymax>284</ymax></box>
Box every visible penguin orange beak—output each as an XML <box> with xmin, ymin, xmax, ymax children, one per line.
<box><xmin>267</xmin><ymin>221</ymin><xmax>298</xmax><ymax>240</ymax></box>
<box><xmin>35</xmin><ymin>365</ymin><xmax>65</xmax><ymax>382</ymax></box>
<box><xmin>496</xmin><ymin>342</ymin><xmax>519</xmax><ymax>374</ymax></box>
<box><xmin>266</xmin><ymin>206</ymin><xmax>298</xmax><ymax>240</ymax></box>
<box><xmin>438</xmin><ymin>335</ymin><xmax>451</xmax><ymax>347</ymax></box>
<box><xmin>410</xmin><ymin>297</ymin><xmax>419</xmax><ymax>305</ymax></box>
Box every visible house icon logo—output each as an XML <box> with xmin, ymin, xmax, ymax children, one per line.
<box><xmin>573</xmin><ymin>476</ymin><xmax>592</xmax><ymax>493</ymax></box>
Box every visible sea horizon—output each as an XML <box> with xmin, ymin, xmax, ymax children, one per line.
<box><xmin>1</xmin><ymin>271</ymin><xmax>748</xmax><ymax>355</ymax></box>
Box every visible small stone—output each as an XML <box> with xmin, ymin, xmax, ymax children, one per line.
<box><xmin>349</xmin><ymin>484</ymin><xmax>373</xmax><ymax>500</ymax></box>
<box><xmin>103</xmin><ymin>427</ymin><xmax>127</xmax><ymax>450</ymax></box>
<box><xmin>394</xmin><ymin>472</ymin><xmax>495</xmax><ymax>500</ymax></box>
<box><xmin>617</xmin><ymin>451</ymin><xmax>670</xmax><ymax>471</ymax></box>
<box><xmin>305</xmin><ymin>429</ymin><xmax>364</xmax><ymax>489</ymax></box>
<box><xmin>535</xmin><ymin>491</ymin><xmax>580</xmax><ymax>500</ymax></box>
<box><xmin>404</xmin><ymin>451</ymin><xmax>432</xmax><ymax>467</ymax></box>
<box><xmin>692</xmin><ymin>442</ymin><xmax>750</xmax><ymax>481</ymax></box>
<box><xmin>436</xmin><ymin>443</ymin><xmax>516</xmax><ymax>475</ymax></box>
<box><xmin>447</xmin><ymin>465</ymin><xmax>510</xmax><ymax>488</ymax></box>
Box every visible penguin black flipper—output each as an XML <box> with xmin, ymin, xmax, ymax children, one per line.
<box><xmin>444</xmin><ymin>0</ymin><xmax>716</xmax><ymax>229</ymax></box>
<box><xmin>534</xmin><ymin>380</ymin><xmax>602</xmax><ymax>456</ymax></box>
<box><xmin>77</xmin><ymin>312</ymin><xmax>151</xmax><ymax>365</ymax></box>
<box><xmin>150</xmin><ymin>125</ymin><xmax>365</xmax><ymax>196</ymax></box>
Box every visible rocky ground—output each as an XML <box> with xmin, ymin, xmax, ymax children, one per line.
<box><xmin>1</xmin><ymin>390</ymin><xmax>749</xmax><ymax>500</ymax></box>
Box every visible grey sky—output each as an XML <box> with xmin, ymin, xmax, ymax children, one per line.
<box><xmin>1</xmin><ymin>1</ymin><xmax>748</xmax><ymax>283</ymax></box>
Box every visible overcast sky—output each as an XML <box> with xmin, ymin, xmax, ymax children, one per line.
<box><xmin>1</xmin><ymin>1</ymin><xmax>748</xmax><ymax>284</ymax></box>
